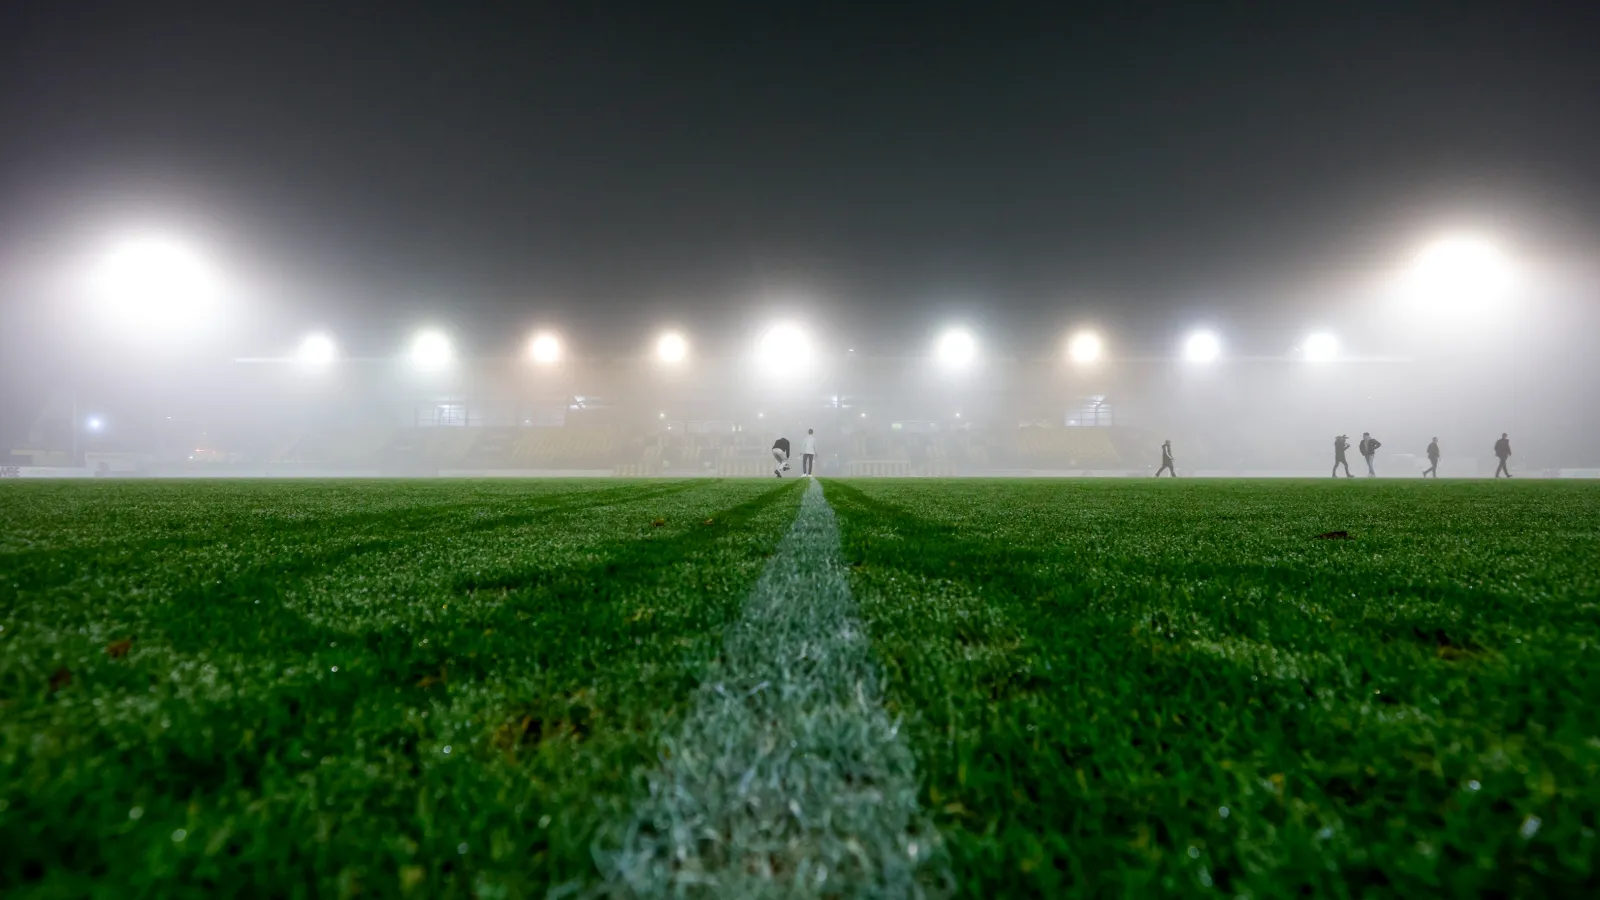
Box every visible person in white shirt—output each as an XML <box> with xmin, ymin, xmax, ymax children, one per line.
<box><xmin>802</xmin><ymin>429</ymin><xmax>817</xmax><ymax>476</ymax></box>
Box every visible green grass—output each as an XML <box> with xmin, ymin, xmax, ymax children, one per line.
<box><xmin>0</xmin><ymin>478</ymin><xmax>804</xmax><ymax>898</ymax></box>
<box><xmin>6</xmin><ymin>477</ymin><xmax>1600</xmax><ymax>898</ymax></box>
<box><xmin>825</xmin><ymin>479</ymin><xmax>1600</xmax><ymax>897</ymax></box>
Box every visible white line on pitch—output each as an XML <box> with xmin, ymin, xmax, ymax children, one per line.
<box><xmin>599</xmin><ymin>478</ymin><xmax>947</xmax><ymax>898</ymax></box>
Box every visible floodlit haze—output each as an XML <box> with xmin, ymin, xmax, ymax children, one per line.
<box><xmin>2</xmin><ymin>3</ymin><xmax>1600</xmax><ymax>468</ymax></box>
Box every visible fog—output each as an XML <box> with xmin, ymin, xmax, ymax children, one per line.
<box><xmin>3</xmin><ymin>233</ymin><xmax>1597</xmax><ymax>478</ymax></box>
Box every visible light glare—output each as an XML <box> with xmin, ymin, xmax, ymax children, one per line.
<box><xmin>92</xmin><ymin>235</ymin><xmax>221</xmax><ymax>333</ymax></box>
<box><xmin>1303</xmin><ymin>332</ymin><xmax>1339</xmax><ymax>363</ymax></box>
<box><xmin>297</xmin><ymin>333</ymin><xmax>338</xmax><ymax>366</ymax></box>
<box><xmin>1407</xmin><ymin>235</ymin><xmax>1512</xmax><ymax>307</ymax></box>
<box><xmin>1183</xmin><ymin>330</ymin><xmax>1222</xmax><ymax>363</ymax></box>
<box><xmin>936</xmin><ymin>328</ymin><xmax>977</xmax><ymax>369</ymax></box>
<box><xmin>756</xmin><ymin>323</ymin><xmax>813</xmax><ymax>376</ymax></box>
<box><xmin>528</xmin><ymin>332</ymin><xmax>562</xmax><ymax>365</ymax></box>
<box><xmin>656</xmin><ymin>330</ymin><xmax>688</xmax><ymax>364</ymax></box>
<box><xmin>409</xmin><ymin>330</ymin><xmax>453</xmax><ymax>371</ymax></box>
<box><xmin>1067</xmin><ymin>331</ymin><xmax>1103</xmax><ymax>364</ymax></box>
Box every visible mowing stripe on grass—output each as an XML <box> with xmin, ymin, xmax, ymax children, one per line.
<box><xmin>601</xmin><ymin>478</ymin><xmax>947</xmax><ymax>898</ymax></box>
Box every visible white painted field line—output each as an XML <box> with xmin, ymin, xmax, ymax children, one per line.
<box><xmin>600</xmin><ymin>479</ymin><xmax>947</xmax><ymax>898</ymax></box>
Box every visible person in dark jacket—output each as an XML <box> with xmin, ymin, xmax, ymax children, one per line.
<box><xmin>771</xmin><ymin>437</ymin><xmax>791</xmax><ymax>478</ymax></box>
<box><xmin>1424</xmin><ymin>438</ymin><xmax>1440</xmax><ymax>478</ymax></box>
<box><xmin>1359</xmin><ymin>432</ymin><xmax>1381</xmax><ymax>477</ymax></box>
<box><xmin>1494</xmin><ymin>433</ymin><xmax>1512</xmax><ymax>478</ymax></box>
<box><xmin>1155</xmin><ymin>440</ymin><xmax>1176</xmax><ymax>477</ymax></box>
<box><xmin>1333</xmin><ymin>435</ymin><xmax>1353</xmax><ymax>478</ymax></box>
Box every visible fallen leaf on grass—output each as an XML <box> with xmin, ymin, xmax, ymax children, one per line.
<box><xmin>651</xmin><ymin>518</ymin><xmax>666</xmax><ymax>528</ymax></box>
<box><xmin>1315</xmin><ymin>531</ymin><xmax>1350</xmax><ymax>540</ymax></box>
<box><xmin>106</xmin><ymin>638</ymin><xmax>133</xmax><ymax>659</ymax></box>
<box><xmin>49</xmin><ymin>667</ymin><xmax>72</xmax><ymax>692</ymax></box>
<box><xmin>702</xmin><ymin>518</ymin><xmax>715</xmax><ymax>526</ymax></box>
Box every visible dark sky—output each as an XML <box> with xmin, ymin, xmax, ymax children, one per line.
<box><xmin>3</xmin><ymin>1</ymin><xmax>1599</xmax><ymax>355</ymax></box>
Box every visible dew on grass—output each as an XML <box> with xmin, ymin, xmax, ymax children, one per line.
<box><xmin>129</xmin><ymin>806</ymin><xmax>144</xmax><ymax>820</ymax></box>
<box><xmin>458</xmin><ymin>842</ymin><xmax>469</xmax><ymax>855</ymax></box>
<box><xmin>1468</xmin><ymin>780</ymin><xmax>1481</xmax><ymax>791</ymax></box>
<box><xmin>1219</xmin><ymin>806</ymin><xmax>1230</xmax><ymax>819</ymax></box>
<box><xmin>1188</xmin><ymin>846</ymin><xmax>1201</xmax><ymax>858</ymax></box>
<box><xmin>539</xmin><ymin>815</ymin><xmax>551</xmax><ymax>828</ymax></box>
<box><xmin>1521</xmin><ymin>815</ymin><xmax>1542</xmax><ymax>840</ymax></box>
<box><xmin>443</xmin><ymin>745</ymin><xmax>452</xmax><ymax>754</ymax></box>
<box><xmin>172</xmin><ymin>829</ymin><xmax>187</xmax><ymax>842</ymax></box>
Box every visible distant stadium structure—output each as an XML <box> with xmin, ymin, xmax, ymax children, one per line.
<box><xmin>8</xmin><ymin>345</ymin><xmax>1595</xmax><ymax>477</ymax></box>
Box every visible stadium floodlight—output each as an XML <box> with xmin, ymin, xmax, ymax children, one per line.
<box><xmin>1067</xmin><ymin>330</ymin><xmax>1103</xmax><ymax>365</ymax></box>
<box><xmin>655</xmin><ymin>330</ymin><xmax>688</xmax><ymax>364</ymax></box>
<box><xmin>297</xmin><ymin>332</ymin><xmax>338</xmax><ymax>367</ymax></box>
<box><xmin>756</xmin><ymin>322</ymin><xmax>813</xmax><ymax>376</ymax></box>
<box><xmin>409</xmin><ymin>329</ymin><xmax>453</xmax><ymax>371</ymax></box>
<box><xmin>935</xmin><ymin>327</ymin><xmax>978</xmax><ymax>370</ymax></box>
<box><xmin>1406</xmin><ymin>235</ymin><xmax>1512</xmax><ymax>308</ymax></box>
<box><xmin>86</xmin><ymin>416</ymin><xmax>105</xmax><ymax>433</ymax></box>
<box><xmin>1302</xmin><ymin>331</ymin><xmax>1340</xmax><ymax>363</ymax></box>
<box><xmin>528</xmin><ymin>331</ymin><xmax>562</xmax><ymax>366</ymax></box>
<box><xmin>1183</xmin><ymin>329</ymin><xmax>1222</xmax><ymax>363</ymax></box>
<box><xmin>91</xmin><ymin>235</ymin><xmax>222</xmax><ymax>334</ymax></box>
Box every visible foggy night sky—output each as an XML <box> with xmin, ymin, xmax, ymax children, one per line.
<box><xmin>2</xmin><ymin>0</ymin><xmax>1600</xmax><ymax>362</ymax></box>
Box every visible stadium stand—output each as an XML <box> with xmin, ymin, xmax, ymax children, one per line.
<box><xmin>511</xmin><ymin>428</ymin><xmax>619</xmax><ymax>468</ymax></box>
<box><xmin>1013</xmin><ymin>426</ymin><xmax>1124</xmax><ymax>468</ymax></box>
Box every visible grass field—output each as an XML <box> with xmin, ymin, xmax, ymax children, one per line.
<box><xmin>3</xmin><ymin>478</ymin><xmax>1599</xmax><ymax>897</ymax></box>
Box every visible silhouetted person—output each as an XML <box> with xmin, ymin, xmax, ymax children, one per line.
<box><xmin>1155</xmin><ymin>440</ymin><xmax>1176</xmax><ymax>477</ymax></box>
<box><xmin>1423</xmin><ymin>438</ymin><xmax>1440</xmax><ymax>478</ymax></box>
<box><xmin>1494</xmin><ymin>432</ymin><xmax>1512</xmax><ymax>478</ymax></box>
<box><xmin>1359</xmin><ymin>432</ymin><xmax>1381</xmax><ymax>477</ymax></box>
<box><xmin>771</xmin><ymin>437</ymin><xmax>790</xmax><ymax>478</ymax></box>
<box><xmin>1332</xmin><ymin>435</ymin><xmax>1353</xmax><ymax>478</ymax></box>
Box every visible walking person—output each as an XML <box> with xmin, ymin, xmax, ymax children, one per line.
<box><xmin>1494</xmin><ymin>432</ymin><xmax>1513</xmax><ymax>478</ymax></box>
<box><xmin>1155</xmin><ymin>439</ymin><xmax>1176</xmax><ymax>477</ymax></box>
<box><xmin>802</xmin><ymin>429</ymin><xmax>817</xmax><ymax>476</ymax></box>
<box><xmin>771</xmin><ymin>436</ymin><xmax>791</xmax><ymax>478</ymax></box>
<box><xmin>1359</xmin><ymin>432</ymin><xmax>1381</xmax><ymax>477</ymax></box>
<box><xmin>1332</xmin><ymin>434</ymin><xmax>1353</xmax><ymax>478</ymax></box>
<box><xmin>1424</xmin><ymin>437</ymin><xmax>1440</xmax><ymax>478</ymax></box>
